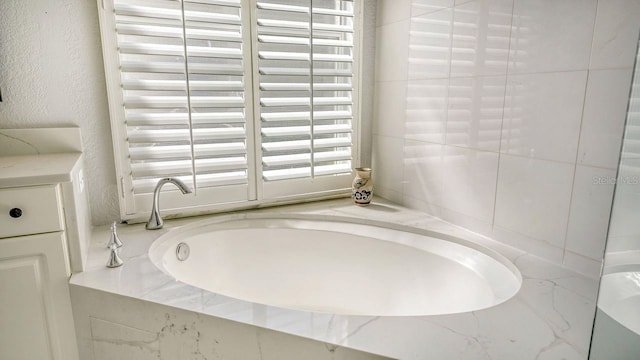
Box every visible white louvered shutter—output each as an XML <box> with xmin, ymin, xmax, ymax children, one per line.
<box><xmin>255</xmin><ymin>0</ymin><xmax>356</xmax><ymax>198</ymax></box>
<box><xmin>99</xmin><ymin>0</ymin><xmax>359</xmax><ymax>220</ymax></box>
<box><xmin>100</xmin><ymin>0</ymin><xmax>255</xmax><ymax>217</ymax></box>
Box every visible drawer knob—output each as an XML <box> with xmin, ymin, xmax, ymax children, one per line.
<box><xmin>9</xmin><ymin>208</ymin><xmax>22</xmax><ymax>218</ymax></box>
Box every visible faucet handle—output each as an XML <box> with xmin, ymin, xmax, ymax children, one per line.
<box><xmin>107</xmin><ymin>221</ymin><xmax>123</xmax><ymax>248</ymax></box>
<box><xmin>106</xmin><ymin>243</ymin><xmax>124</xmax><ymax>268</ymax></box>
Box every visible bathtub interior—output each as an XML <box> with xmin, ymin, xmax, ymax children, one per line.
<box><xmin>149</xmin><ymin>215</ymin><xmax>522</xmax><ymax>316</ymax></box>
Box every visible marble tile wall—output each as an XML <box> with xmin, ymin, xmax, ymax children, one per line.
<box><xmin>372</xmin><ymin>0</ymin><xmax>640</xmax><ymax>277</ymax></box>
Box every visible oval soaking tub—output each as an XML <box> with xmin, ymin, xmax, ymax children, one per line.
<box><xmin>149</xmin><ymin>215</ymin><xmax>522</xmax><ymax>316</ymax></box>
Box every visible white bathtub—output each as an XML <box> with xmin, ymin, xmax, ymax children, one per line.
<box><xmin>149</xmin><ymin>215</ymin><xmax>522</xmax><ymax>317</ymax></box>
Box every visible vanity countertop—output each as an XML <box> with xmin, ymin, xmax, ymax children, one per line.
<box><xmin>0</xmin><ymin>153</ymin><xmax>82</xmax><ymax>188</ymax></box>
<box><xmin>71</xmin><ymin>198</ymin><xmax>599</xmax><ymax>360</ymax></box>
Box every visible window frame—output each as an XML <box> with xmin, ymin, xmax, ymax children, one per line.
<box><xmin>97</xmin><ymin>0</ymin><xmax>363</xmax><ymax>222</ymax></box>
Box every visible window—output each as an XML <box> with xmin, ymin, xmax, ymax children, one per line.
<box><xmin>97</xmin><ymin>0</ymin><xmax>360</xmax><ymax>221</ymax></box>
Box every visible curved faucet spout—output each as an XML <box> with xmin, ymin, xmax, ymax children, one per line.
<box><xmin>146</xmin><ymin>177</ymin><xmax>193</xmax><ymax>230</ymax></box>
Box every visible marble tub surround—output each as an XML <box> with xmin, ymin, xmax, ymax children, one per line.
<box><xmin>70</xmin><ymin>198</ymin><xmax>598</xmax><ymax>359</ymax></box>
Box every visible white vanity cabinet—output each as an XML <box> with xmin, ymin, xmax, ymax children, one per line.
<box><xmin>0</xmin><ymin>128</ymin><xmax>91</xmax><ymax>359</ymax></box>
<box><xmin>0</xmin><ymin>184</ymin><xmax>79</xmax><ymax>360</ymax></box>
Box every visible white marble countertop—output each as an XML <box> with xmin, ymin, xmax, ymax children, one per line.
<box><xmin>0</xmin><ymin>153</ymin><xmax>82</xmax><ymax>187</ymax></box>
<box><xmin>71</xmin><ymin>198</ymin><xmax>598</xmax><ymax>360</ymax></box>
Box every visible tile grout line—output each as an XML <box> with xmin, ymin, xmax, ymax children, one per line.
<box><xmin>490</xmin><ymin>0</ymin><xmax>516</xmax><ymax>234</ymax></box>
<box><xmin>561</xmin><ymin>0</ymin><xmax>600</xmax><ymax>266</ymax></box>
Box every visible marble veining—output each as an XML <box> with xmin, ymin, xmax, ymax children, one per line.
<box><xmin>71</xmin><ymin>198</ymin><xmax>598</xmax><ymax>359</ymax></box>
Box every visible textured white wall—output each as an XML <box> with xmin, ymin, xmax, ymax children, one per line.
<box><xmin>0</xmin><ymin>0</ymin><xmax>120</xmax><ymax>225</ymax></box>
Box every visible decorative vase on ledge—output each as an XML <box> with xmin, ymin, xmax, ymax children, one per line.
<box><xmin>352</xmin><ymin>167</ymin><xmax>373</xmax><ymax>206</ymax></box>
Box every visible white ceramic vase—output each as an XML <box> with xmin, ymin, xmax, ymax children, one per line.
<box><xmin>352</xmin><ymin>167</ymin><xmax>373</xmax><ymax>206</ymax></box>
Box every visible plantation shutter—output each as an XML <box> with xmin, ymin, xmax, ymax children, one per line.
<box><xmin>255</xmin><ymin>0</ymin><xmax>356</xmax><ymax>198</ymax></box>
<box><xmin>102</xmin><ymin>0</ymin><xmax>255</xmax><ymax>216</ymax></box>
<box><xmin>99</xmin><ymin>0</ymin><xmax>359</xmax><ymax>220</ymax></box>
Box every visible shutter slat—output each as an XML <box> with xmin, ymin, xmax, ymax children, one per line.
<box><xmin>261</xmin><ymin>110</ymin><xmax>351</xmax><ymax>122</ymax></box>
<box><xmin>262</xmin><ymin>140</ymin><xmax>310</xmax><ymax>152</ymax></box>
<box><xmin>262</xmin><ymin>124</ymin><xmax>352</xmax><ymax>137</ymax></box>
<box><xmin>313</xmin><ymin>23</ymin><xmax>353</xmax><ymax>33</ymax></box>
<box><xmin>115</xmin><ymin>3</ymin><xmax>182</xmax><ymax>20</ymax></box>
<box><xmin>130</xmin><ymin>145</ymin><xmax>191</xmax><ymax>160</ymax></box>
<box><xmin>256</xmin><ymin>2</ymin><xmax>309</xmax><ymax>13</ymax></box>
<box><xmin>124</xmin><ymin>96</ymin><xmax>187</xmax><ymax>108</ymax></box>
<box><xmin>116</xmin><ymin>15</ymin><xmax>181</xmax><ymax>29</ymax></box>
<box><xmin>313</xmin><ymin>110</ymin><xmax>352</xmax><ymax>120</ymax></box>
<box><xmin>313</xmin><ymin>53</ymin><xmax>352</xmax><ymax>62</ymax></box>
<box><xmin>313</xmin><ymin>38</ymin><xmax>352</xmax><ymax>47</ymax></box>
<box><xmin>186</xmin><ymin>0</ymin><xmax>241</xmax><ymax>7</ymax></box>
<box><xmin>262</xmin><ymin>153</ymin><xmax>310</xmax><ymax>167</ymax></box>
<box><xmin>261</xmin><ymin>137</ymin><xmax>351</xmax><ymax>152</ymax></box>
<box><xmin>128</xmin><ymin>128</ymin><xmax>246</xmax><ymax>143</ymax></box>
<box><xmin>260</xmin><ymin>83</ymin><xmax>310</xmax><ymax>91</ymax></box>
<box><xmin>130</xmin><ymin>142</ymin><xmax>246</xmax><ymax>160</ymax></box>
<box><xmin>258</xmin><ymin>35</ymin><xmax>309</xmax><ymax>45</ymax></box>
<box><xmin>314</xmin><ymin>163</ymin><xmax>352</xmax><ymax>176</ymax></box>
<box><xmin>123</xmin><ymin>79</ymin><xmax>187</xmax><ymax>91</ymax></box>
<box><xmin>314</xmin><ymin>83</ymin><xmax>352</xmax><ymax>91</ymax></box>
<box><xmin>257</xmin><ymin>26</ymin><xmax>310</xmax><ymax>37</ymax></box>
<box><xmin>257</xmin><ymin>19</ymin><xmax>352</xmax><ymax>33</ymax></box>
<box><xmin>262</xmin><ymin>126</ymin><xmax>309</xmax><ymax>137</ymax></box>
<box><xmin>314</xmin><ymin>137</ymin><xmax>352</xmax><ymax>148</ymax></box>
<box><xmin>259</xmin><ymin>67</ymin><xmax>310</xmax><ymax>76</ymax></box>
<box><xmin>119</xmin><ymin>43</ymin><xmax>242</xmax><ymax>58</ymax></box>
<box><xmin>259</xmin><ymin>83</ymin><xmax>351</xmax><ymax>91</ymax></box>
<box><xmin>124</xmin><ymin>96</ymin><xmax>244</xmax><ymax>108</ymax></box>
<box><xmin>261</xmin><ymin>111</ymin><xmax>309</xmax><ymax>121</ymax></box>
<box><xmin>199</xmin><ymin>157</ymin><xmax>248</xmax><ymax>172</ymax></box>
<box><xmin>260</xmin><ymin>97</ymin><xmax>351</xmax><ymax>107</ymax></box>
<box><xmin>185</xmin><ymin>28</ymin><xmax>242</xmax><ymax>42</ymax></box>
<box><xmin>132</xmin><ymin>159</ymin><xmax>192</xmax><ymax>178</ymax></box>
<box><xmin>257</xmin><ymin>52</ymin><xmax>351</xmax><ymax>62</ymax></box>
<box><xmin>260</xmin><ymin>97</ymin><xmax>310</xmax><ymax>107</ymax></box>
<box><xmin>123</xmin><ymin>79</ymin><xmax>243</xmax><ymax>91</ymax></box>
<box><xmin>116</xmin><ymin>23</ymin><xmax>242</xmax><ymax>42</ymax></box>
<box><xmin>257</xmin><ymin>19</ymin><xmax>309</xmax><ymax>30</ymax></box>
<box><xmin>259</xmin><ymin>51</ymin><xmax>309</xmax><ymax>61</ymax></box>
<box><xmin>120</xmin><ymin>61</ymin><xmax>184</xmax><ymax>74</ymax></box>
<box><xmin>126</xmin><ymin>112</ymin><xmax>245</xmax><ymax>126</ymax></box>
<box><xmin>191</xmin><ymin>96</ymin><xmax>245</xmax><ymax>107</ymax></box>
<box><xmin>263</xmin><ymin>167</ymin><xmax>310</xmax><ymax>181</ymax></box>
<box><xmin>262</xmin><ymin>150</ymin><xmax>351</xmax><ymax>167</ymax></box>
<box><xmin>313</xmin><ymin>68</ymin><xmax>353</xmax><ymax>76</ymax></box>
<box><xmin>184</xmin><ymin>10</ymin><xmax>241</xmax><ymax>25</ymax></box>
<box><xmin>312</xmin><ymin>7</ymin><xmax>353</xmax><ymax>17</ymax></box>
<box><xmin>315</xmin><ymin>150</ymin><xmax>352</xmax><ymax>162</ymax></box>
<box><xmin>116</xmin><ymin>23</ymin><xmax>182</xmax><ymax>38</ymax></box>
<box><xmin>314</xmin><ymin>97</ymin><xmax>352</xmax><ymax>106</ymax></box>
<box><xmin>121</xmin><ymin>61</ymin><xmax>243</xmax><ymax>75</ymax></box>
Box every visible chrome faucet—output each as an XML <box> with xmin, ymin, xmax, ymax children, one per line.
<box><xmin>146</xmin><ymin>177</ymin><xmax>193</xmax><ymax>230</ymax></box>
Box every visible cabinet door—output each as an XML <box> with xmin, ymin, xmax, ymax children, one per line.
<box><xmin>0</xmin><ymin>232</ymin><xmax>78</xmax><ymax>360</ymax></box>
